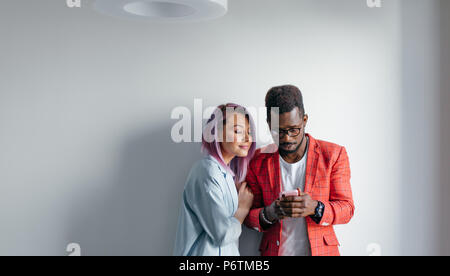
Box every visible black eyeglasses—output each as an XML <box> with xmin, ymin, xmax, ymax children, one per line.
<box><xmin>271</xmin><ymin>127</ymin><xmax>302</xmax><ymax>138</ymax></box>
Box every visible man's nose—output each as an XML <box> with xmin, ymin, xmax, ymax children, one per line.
<box><xmin>279</xmin><ymin>135</ymin><xmax>294</xmax><ymax>143</ymax></box>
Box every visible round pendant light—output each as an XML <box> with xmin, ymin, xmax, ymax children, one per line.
<box><xmin>93</xmin><ymin>0</ymin><xmax>228</xmax><ymax>22</ymax></box>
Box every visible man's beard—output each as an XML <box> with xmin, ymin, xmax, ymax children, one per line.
<box><xmin>278</xmin><ymin>133</ymin><xmax>305</xmax><ymax>155</ymax></box>
<box><xmin>279</xmin><ymin>142</ymin><xmax>302</xmax><ymax>155</ymax></box>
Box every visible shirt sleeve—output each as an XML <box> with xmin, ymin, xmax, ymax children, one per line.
<box><xmin>185</xmin><ymin>172</ymin><xmax>242</xmax><ymax>247</ymax></box>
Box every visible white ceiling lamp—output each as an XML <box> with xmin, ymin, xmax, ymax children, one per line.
<box><xmin>93</xmin><ymin>0</ymin><xmax>228</xmax><ymax>22</ymax></box>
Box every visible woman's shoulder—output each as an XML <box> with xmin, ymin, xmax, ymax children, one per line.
<box><xmin>184</xmin><ymin>156</ymin><xmax>226</xmax><ymax>193</ymax></box>
<box><xmin>190</xmin><ymin>155</ymin><xmax>225</xmax><ymax>179</ymax></box>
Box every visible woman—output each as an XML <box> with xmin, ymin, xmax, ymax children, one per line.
<box><xmin>173</xmin><ymin>103</ymin><xmax>256</xmax><ymax>256</ymax></box>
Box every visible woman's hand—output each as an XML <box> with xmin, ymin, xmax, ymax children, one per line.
<box><xmin>234</xmin><ymin>182</ymin><xmax>254</xmax><ymax>224</ymax></box>
<box><xmin>237</xmin><ymin>182</ymin><xmax>254</xmax><ymax>211</ymax></box>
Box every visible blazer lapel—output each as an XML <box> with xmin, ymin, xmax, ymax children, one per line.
<box><xmin>304</xmin><ymin>134</ymin><xmax>320</xmax><ymax>195</ymax></box>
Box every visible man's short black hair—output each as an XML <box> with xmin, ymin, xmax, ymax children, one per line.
<box><xmin>265</xmin><ymin>85</ymin><xmax>305</xmax><ymax>122</ymax></box>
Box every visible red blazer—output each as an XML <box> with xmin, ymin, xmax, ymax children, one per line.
<box><xmin>244</xmin><ymin>134</ymin><xmax>354</xmax><ymax>256</ymax></box>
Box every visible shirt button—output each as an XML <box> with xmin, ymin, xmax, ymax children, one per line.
<box><xmin>276</xmin><ymin>241</ymin><xmax>280</xmax><ymax>246</ymax></box>
<box><xmin>322</xmin><ymin>222</ymin><xmax>329</xmax><ymax>226</ymax></box>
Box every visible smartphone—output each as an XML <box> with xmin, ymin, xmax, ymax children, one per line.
<box><xmin>280</xmin><ymin>190</ymin><xmax>300</xmax><ymax>198</ymax></box>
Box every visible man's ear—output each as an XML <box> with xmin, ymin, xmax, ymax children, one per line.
<box><xmin>303</xmin><ymin>114</ymin><xmax>309</xmax><ymax>125</ymax></box>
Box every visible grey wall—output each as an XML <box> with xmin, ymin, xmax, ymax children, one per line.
<box><xmin>0</xmin><ymin>0</ymin><xmax>448</xmax><ymax>256</ymax></box>
<box><xmin>400</xmin><ymin>0</ymin><xmax>450</xmax><ymax>256</ymax></box>
<box><xmin>400</xmin><ymin>0</ymin><xmax>442</xmax><ymax>256</ymax></box>
<box><xmin>440</xmin><ymin>0</ymin><xmax>450</xmax><ymax>256</ymax></box>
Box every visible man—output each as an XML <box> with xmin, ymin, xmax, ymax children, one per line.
<box><xmin>244</xmin><ymin>85</ymin><xmax>354</xmax><ymax>256</ymax></box>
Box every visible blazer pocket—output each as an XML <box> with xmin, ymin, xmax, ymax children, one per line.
<box><xmin>323</xmin><ymin>234</ymin><xmax>340</xmax><ymax>246</ymax></box>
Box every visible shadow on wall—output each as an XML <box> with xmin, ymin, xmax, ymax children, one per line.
<box><xmin>239</xmin><ymin>225</ymin><xmax>262</xmax><ymax>256</ymax></box>
<box><xmin>400</xmin><ymin>0</ymin><xmax>447</xmax><ymax>255</ymax></box>
<box><xmin>440</xmin><ymin>0</ymin><xmax>450</xmax><ymax>256</ymax></box>
<box><xmin>66</xmin><ymin>123</ymin><xmax>201</xmax><ymax>255</ymax></box>
<box><xmin>66</xmin><ymin>121</ymin><xmax>262</xmax><ymax>255</ymax></box>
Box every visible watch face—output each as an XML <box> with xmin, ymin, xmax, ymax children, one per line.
<box><xmin>315</xmin><ymin>202</ymin><xmax>324</xmax><ymax>217</ymax></box>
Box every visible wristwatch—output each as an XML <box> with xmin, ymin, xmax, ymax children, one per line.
<box><xmin>310</xmin><ymin>201</ymin><xmax>325</xmax><ymax>224</ymax></box>
<box><xmin>261</xmin><ymin>207</ymin><xmax>275</xmax><ymax>225</ymax></box>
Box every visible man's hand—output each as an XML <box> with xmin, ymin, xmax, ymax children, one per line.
<box><xmin>264</xmin><ymin>198</ymin><xmax>287</xmax><ymax>222</ymax></box>
<box><xmin>279</xmin><ymin>192</ymin><xmax>318</xmax><ymax>218</ymax></box>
